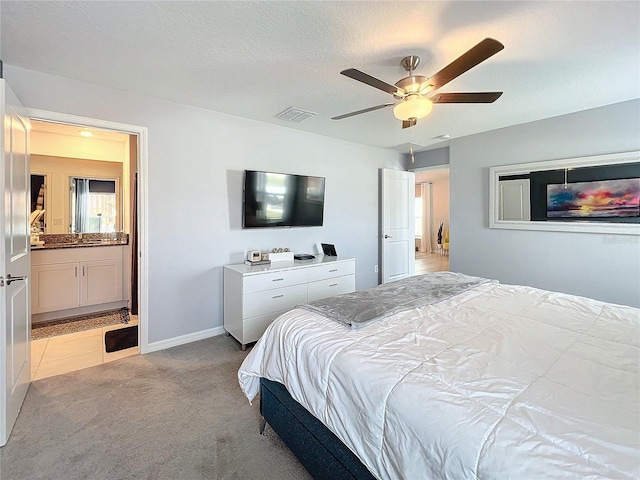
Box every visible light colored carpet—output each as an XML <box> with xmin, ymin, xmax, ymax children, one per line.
<box><xmin>0</xmin><ymin>335</ymin><xmax>311</xmax><ymax>480</ymax></box>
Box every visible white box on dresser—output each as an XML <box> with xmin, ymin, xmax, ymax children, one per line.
<box><xmin>224</xmin><ymin>256</ymin><xmax>355</xmax><ymax>350</ymax></box>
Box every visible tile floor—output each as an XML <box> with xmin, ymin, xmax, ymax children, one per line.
<box><xmin>31</xmin><ymin>315</ymin><xmax>139</xmax><ymax>381</ymax></box>
<box><xmin>415</xmin><ymin>251</ymin><xmax>450</xmax><ymax>275</ymax></box>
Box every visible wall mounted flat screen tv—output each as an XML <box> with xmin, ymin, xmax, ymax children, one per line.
<box><xmin>243</xmin><ymin>170</ymin><xmax>325</xmax><ymax>228</ymax></box>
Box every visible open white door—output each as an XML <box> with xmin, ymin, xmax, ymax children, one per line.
<box><xmin>380</xmin><ymin>168</ymin><xmax>415</xmax><ymax>284</ymax></box>
<box><xmin>0</xmin><ymin>78</ymin><xmax>31</xmax><ymax>446</ymax></box>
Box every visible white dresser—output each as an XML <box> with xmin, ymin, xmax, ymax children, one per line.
<box><xmin>223</xmin><ymin>256</ymin><xmax>355</xmax><ymax>349</ymax></box>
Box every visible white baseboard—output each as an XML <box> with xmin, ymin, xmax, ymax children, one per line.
<box><xmin>145</xmin><ymin>326</ymin><xmax>225</xmax><ymax>353</ymax></box>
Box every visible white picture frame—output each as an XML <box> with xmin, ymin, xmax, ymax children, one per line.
<box><xmin>489</xmin><ymin>151</ymin><xmax>640</xmax><ymax>235</ymax></box>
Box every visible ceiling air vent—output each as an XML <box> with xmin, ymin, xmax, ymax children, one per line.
<box><xmin>275</xmin><ymin>107</ymin><xmax>318</xmax><ymax>123</ymax></box>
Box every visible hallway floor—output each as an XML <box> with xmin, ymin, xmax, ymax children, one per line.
<box><xmin>415</xmin><ymin>251</ymin><xmax>450</xmax><ymax>274</ymax></box>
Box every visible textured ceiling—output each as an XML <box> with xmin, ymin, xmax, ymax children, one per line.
<box><xmin>2</xmin><ymin>1</ymin><xmax>639</xmax><ymax>152</ymax></box>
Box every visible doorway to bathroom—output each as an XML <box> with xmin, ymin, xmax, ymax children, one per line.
<box><xmin>25</xmin><ymin>112</ymin><xmax>148</xmax><ymax>380</ymax></box>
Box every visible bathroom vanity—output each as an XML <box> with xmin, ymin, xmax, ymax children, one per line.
<box><xmin>31</xmin><ymin>239</ymin><xmax>128</xmax><ymax>320</ymax></box>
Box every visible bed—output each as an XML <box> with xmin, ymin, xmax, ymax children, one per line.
<box><xmin>238</xmin><ymin>272</ymin><xmax>640</xmax><ymax>479</ymax></box>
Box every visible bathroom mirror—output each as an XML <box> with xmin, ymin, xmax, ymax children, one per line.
<box><xmin>31</xmin><ymin>154</ymin><xmax>128</xmax><ymax>234</ymax></box>
<box><xmin>69</xmin><ymin>176</ymin><xmax>121</xmax><ymax>233</ymax></box>
<box><xmin>489</xmin><ymin>151</ymin><xmax>640</xmax><ymax>235</ymax></box>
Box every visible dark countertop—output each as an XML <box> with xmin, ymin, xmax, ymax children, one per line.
<box><xmin>31</xmin><ymin>241</ymin><xmax>128</xmax><ymax>251</ymax></box>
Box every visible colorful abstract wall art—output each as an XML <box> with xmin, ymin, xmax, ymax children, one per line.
<box><xmin>547</xmin><ymin>178</ymin><xmax>640</xmax><ymax>218</ymax></box>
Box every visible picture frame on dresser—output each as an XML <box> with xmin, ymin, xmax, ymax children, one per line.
<box><xmin>321</xmin><ymin>243</ymin><xmax>337</xmax><ymax>256</ymax></box>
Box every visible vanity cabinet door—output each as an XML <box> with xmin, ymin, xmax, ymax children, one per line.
<box><xmin>80</xmin><ymin>259</ymin><xmax>123</xmax><ymax>306</ymax></box>
<box><xmin>31</xmin><ymin>263</ymin><xmax>80</xmax><ymax>313</ymax></box>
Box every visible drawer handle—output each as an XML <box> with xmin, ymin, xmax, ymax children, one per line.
<box><xmin>329</xmin><ymin>269</ymin><xmax>338</xmax><ymax>272</ymax></box>
<box><xmin>272</xmin><ymin>278</ymin><xmax>285</xmax><ymax>282</ymax></box>
<box><xmin>272</xmin><ymin>294</ymin><xmax>284</xmax><ymax>299</ymax></box>
<box><xmin>329</xmin><ymin>283</ymin><xmax>338</xmax><ymax>287</ymax></box>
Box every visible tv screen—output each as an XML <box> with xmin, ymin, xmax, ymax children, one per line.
<box><xmin>243</xmin><ymin>170</ymin><xmax>325</xmax><ymax>228</ymax></box>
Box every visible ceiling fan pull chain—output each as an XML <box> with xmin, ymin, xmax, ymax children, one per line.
<box><xmin>410</xmin><ymin>129</ymin><xmax>415</xmax><ymax>163</ymax></box>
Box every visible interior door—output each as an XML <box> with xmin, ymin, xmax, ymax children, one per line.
<box><xmin>380</xmin><ymin>168</ymin><xmax>415</xmax><ymax>284</ymax></box>
<box><xmin>499</xmin><ymin>179</ymin><xmax>531</xmax><ymax>221</ymax></box>
<box><xmin>0</xmin><ymin>78</ymin><xmax>31</xmax><ymax>446</ymax></box>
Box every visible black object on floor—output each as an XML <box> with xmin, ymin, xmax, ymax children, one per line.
<box><xmin>105</xmin><ymin>325</ymin><xmax>138</xmax><ymax>352</ymax></box>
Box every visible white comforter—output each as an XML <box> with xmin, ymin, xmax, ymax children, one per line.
<box><xmin>238</xmin><ymin>281</ymin><xmax>640</xmax><ymax>479</ymax></box>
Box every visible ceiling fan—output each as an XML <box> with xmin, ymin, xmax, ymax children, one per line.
<box><xmin>332</xmin><ymin>38</ymin><xmax>504</xmax><ymax>129</ymax></box>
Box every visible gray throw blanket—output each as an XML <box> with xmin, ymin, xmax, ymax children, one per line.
<box><xmin>298</xmin><ymin>272</ymin><xmax>494</xmax><ymax>328</ymax></box>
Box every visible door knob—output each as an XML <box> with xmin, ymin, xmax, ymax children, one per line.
<box><xmin>384</xmin><ymin>234</ymin><xmax>393</xmax><ymax>239</ymax></box>
<box><xmin>6</xmin><ymin>274</ymin><xmax>26</xmax><ymax>285</ymax></box>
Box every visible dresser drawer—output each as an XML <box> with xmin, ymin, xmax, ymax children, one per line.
<box><xmin>224</xmin><ymin>257</ymin><xmax>356</xmax><ymax>349</ymax></box>
<box><xmin>307</xmin><ymin>274</ymin><xmax>355</xmax><ymax>302</ymax></box>
<box><xmin>243</xmin><ymin>311</ymin><xmax>284</xmax><ymax>344</ymax></box>
<box><xmin>244</xmin><ymin>284</ymin><xmax>307</xmax><ymax>317</ymax></box>
<box><xmin>243</xmin><ymin>268</ymin><xmax>308</xmax><ymax>294</ymax></box>
<box><xmin>307</xmin><ymin>260</ymin><xmax>355</xmax><ymax>282</ymax></box>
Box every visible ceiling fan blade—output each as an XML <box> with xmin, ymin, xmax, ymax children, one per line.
<box><xmin>431</xmin><ymin>92</ymin><xmax>503</xmax><ymax>103</ymax></box>
<box><xmin>402</xmin><ymin>118</ymin><xmax>417</xmax><ymax>129</ymax></box>
<box><xmin>427</xmin><ymin>38</ymin><xmax>504</xmax><ymax>90</ymax></box>
<box><xmin>340</xmin><ymin>69</ymin><xmax>401</xmax><ymax>95</ymax></box>
<box><xmin>332</xmin><ymin>103</ymin><xmax>394</xmax><ymax>120</ymax></box>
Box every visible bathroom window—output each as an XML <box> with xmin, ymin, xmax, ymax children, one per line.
<box><xmin>70</xmin><ymin>177</ymin><xmax>118</xmax><ymax>233</ymax></box>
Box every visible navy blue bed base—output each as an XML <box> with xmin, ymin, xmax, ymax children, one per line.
<box><xmin>260</xmin><ymin>378</ymin><xmax>376</xmax><ymax>480</ymax></box>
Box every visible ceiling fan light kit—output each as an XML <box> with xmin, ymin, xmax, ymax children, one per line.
<box><xmin>393</xmin><ymin>95</ymin><xmax>433</xmax><ymax>121</ymax></box>
<box><xmin>333</xmin><ymin>38</ymin><xmax>504</xmax><ymax>129</ymax></box>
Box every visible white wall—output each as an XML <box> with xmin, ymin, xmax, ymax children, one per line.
<box><xmin>6</xmin><ymin>65</ymin><xmax>403</xmax><ymax>346</ymax></box>
<box><xmin>450</xmin><ymin>99</ymin><xmax>640</xmax><ymax>307</ymax></box>
<box><xmin>408</xmin><ymin>146</ymin><xmax>449</xmax><ymax>170</ymax></box>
